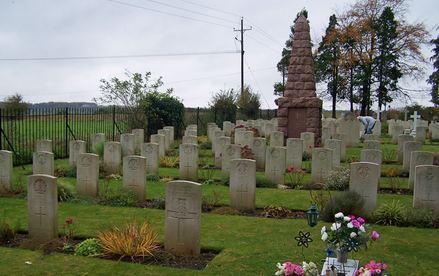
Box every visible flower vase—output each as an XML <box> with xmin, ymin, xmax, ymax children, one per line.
<box><xmin>336</xmin><ymin>248</ymin><xmax>348</xmax><ymax>264</ymax></box>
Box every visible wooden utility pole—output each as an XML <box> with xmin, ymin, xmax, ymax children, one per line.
<box><xmin>234</xmin><ymin>17</ymin><xmax>252</xmax><ymax>97</ymax></box>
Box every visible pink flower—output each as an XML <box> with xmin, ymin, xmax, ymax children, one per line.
<box><xmin>357</xmin><ymin>217</ymin><xmax>365</xmax><ymax>225</ymax></box>
<box><xmin>348</xmin><ymin>215</ymin><xmax>356</xmax><ymax>220</ymax></box>
<box><xmin>284</xmin><ymin>262</ymin><xmax>294</xmax><ymax>275</ymax></box>
<box><xmin>371</xmin><ymin>231</ymin><xmax>380</xmax><ymax>241</ymax></box>
<box><xmin>351</xmin><ymin>219</ymin><xmax>361</xmax><ymax>229</ymax></box>
<box><xmin>283</xmin><ymin>262</ymin><xmax>304</xmax><ymax>276</ymax></box>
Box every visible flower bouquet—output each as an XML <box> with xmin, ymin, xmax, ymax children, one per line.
<box><xmin>355</xmin><ymin>260</ymin><xmax>389</xmax><ymax>276</ymax></box>
<box><xmin>275</xmin><ymin>261</ymin><xmax>319</xmax><ymax>276</ymax></box>
<box><xmin>320</xmin><ymin>212</ymin><xmax>379</xmax><ymax>263</ymax></box>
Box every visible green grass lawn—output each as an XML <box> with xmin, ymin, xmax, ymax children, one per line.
<box><xmin>1</xmin><ymin>137</ymin><xmax>439</xmax><ymax>275</ymax></box>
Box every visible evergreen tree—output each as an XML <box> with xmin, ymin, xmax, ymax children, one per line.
<box><xmin>428</xmin><ymin>34</ymin><xmax>439</xmax><ymax>106</ymax></box>
<box><xmin>374</xmin><ymin>6</ymin><xmax>402</xmax><ymax>114</ymax></box>
<box><xmin>273</xmin><ymin>9</ymin><xmax>308</xmax><ymax>96</ymax></box>
<box><xmin>315</xmin><ymin>14</ymin><xmax>346</xmax><ymax>118</ymax></box>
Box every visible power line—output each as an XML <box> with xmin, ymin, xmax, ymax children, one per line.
<box><xmin>244</xmin><ymin>59</ymin><xmax>271</xmax><ymax>109</ymax></box>
<box><xmin>174</xmin><ymin>0</ymin><xmax>240</xmax><ymax>18</ymax></box>
<box><xmin>0</xmin><ymin>50</ymin><xmax>239</xmax><ymax>61</ymax></box>
<box><xmin>246</xmin><ymin>34</ymin><xmax>279</xmax><ymax>53</ymax></box>
<box><xmin>141</xmin><ymin>0</ymin><xmax>238</xmax><ymax>25</ymax></box>
<box><xmin>103</xmin><ymin>0</ymin><xmax>232</xmax><ymax>29</ymax></box>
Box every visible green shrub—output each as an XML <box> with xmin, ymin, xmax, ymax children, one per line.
<box><xmin>75</xmin><ymin>238</ymin><xmax>102</xmax><ymax>257</ymax></box>
<box><xmin>373</xmin><ymin>200</ymin><xmax>405</xmax><ymax>226</ymax></box>
<box><xmin>256</xmin><ymin>175</ymin><xmax>277</xmax><ymax>188</ymax></box>
<box><xmin>95</xmin><ymin>142</ymin><xmax>105</xmax><ymax>159</ymax></box>
<box><xmin>320</xmin><ymin>191</ymin><xmax>365</xmax><ymax>222</ymax></box>
<box><xmin>0</xmin><ymin>220</ymin><xmax>16</xmax><ymax>243</ymax></box>
<box><xmin>99</xmin><ymin>188</ymin><xmax>137</xmax><ymax>207</ymax></box>
<box><xmin>402</xmin><ymin>208</ymin><xmax>433</xmax><ymax>228</ymax></box>
<box><xmin>302</xmin><ymin>152</ymin><xmax>311</xmax><ymax>161</ymax></box>
<box><xmin>209</xmin><ymin>89</ymin><xmax>238</xmax><ymax>123</ymax></box>
<box><xmin>324</xmin><ymin>166</ymin><xmax>350</xmax><ymax>191</ymax></box>
<box><xmin>58</xmin><ymin>181</ymin><xmax>76</xmax><ymax>202</ymax></box>
<box><xmin>66</xmin><ymin>166</ymin><xmax>77</xmax><ymax>178</ymax></box>
<box><xmin>200</xmin><ymin>141</ymin><xmax>212</xmax><ymax>150</ymax></box>
<box><xmin>382</xmin><ymin>148</ymin><xmax>397</xmax><ymax>163</ymax></box>
<box><xmin>146</xmin><ymin>174</ymin><xmax>160</xmax><ymax>182</ymax></box>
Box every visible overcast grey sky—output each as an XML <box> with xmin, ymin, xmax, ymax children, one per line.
<box><xmin>0</xmin><ymin>0</ymin><xmax>438</xmax><ymax>109</ymax></box>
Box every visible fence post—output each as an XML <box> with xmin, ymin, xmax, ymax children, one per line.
<box><xmin>64</xmin><ymin>107</ymin><xmax>69</xmax><ymax>156</ymax></box>
<box><xmin>196</xmin><ymin>107</ymin><xmax>200</xmax><ymax>131</ymax></box>
<box><xmin>112</xmin><ymin>105</ymin><xmax>116</xmax><ymax>141</ymax></box>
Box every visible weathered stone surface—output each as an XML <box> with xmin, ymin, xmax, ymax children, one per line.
<box><xmin>360</xmin><ymin>149</ymin><xmax>382</xmax><ymax>166</ymax></box>
<box><xmin>431</xmin><ymin>124</ymin><xmax>439</xmax><ymax>140</ymax></box>
<box><xmin>325</xmin><ymin>139</ymin><xmax>342</xmax><ymax>168</ymax></box>
<box><xmin>132</xmin><ymin>129</ymin><xmax>145</xmax><ymax>154</ymax></box>
<box><xmin>265</xmin><ymin>146</ymin><xmax>286</xmax><ymax>185</ymax></box>
<box><xmin>235</xmin><ymin>130</ymin><xmax>254</xmax><ymax>148</ymax></box>
<box><xmin>338</xmin><ymin>115</ymin><xmax>360</xmax><ymax>147</ymax></box>
<box><xmin>33</xmin><ymin>151</ymin><xmax>54</xmax><ymax>176</ymax></box>
<box><xmin>0</xmin><ymin>150</ymin><xmax>13</xmax><ymax>192</ymax></box>
<box><xmin>270</xmin><ymin>131</ymin><xmax>284</xmax><ymax>147</ymax></box>
<box><xmin>413</xmin><ymin>165</ymin><xmax>439</xmax><ymax>214</ymax></box>
<box><xmin>158</xmin><ymin>129</ymin><xmax>170</xmax><ymax>151</ymax></box>
<box><xmin>364</xmin><ymin>140</ymin><xmax>381</xmax><ymax>150</ymax></box>
<box><xmin>215</xmin><ymin>136</ymin><xmax>231</xmax><ymax>168</ymax></box>
<box><xmin>300</xmin><ymin>132</ymin><xmax>315</xmax><ymax>154</ymax></box>
<box><xmin>185</xmin><ymin>129</ymin><xmax>198</xmax><ymax>137</ymax></box>
<box><xmin>286</xmin><ymin>138</ymin><xmax>303</xmax><ymax>169</ymax></box>
<box><xmin>163</xmin><ymin>126</ymin><xmax>175</xmax><ymax>144</ymax></box>
<box><xmin>103</xmin><ymin>142</ymin><xmax>121</xmax><ymax>174</ymax></box>
<box><xmin>392</xmin><ymin>125</ymin><xmax>404</xmax><ymax>143</ymax></box>
<box><xmin>141</xmin><ymin>143</ymin><xmax>160</xmax><ymax>176</ymax></box>
<box><xmin>91</xmin><ymin>133</ymin><xmax>105</xmax><ymax>154</ymax></box>
<box><xmin>230</xmin><ymin>159</ymin><xmax>256</xmax><ymax>211</ymax></box>
<box><xmin>415</xmin><ymin>126</ymin><xmax>428</xmax><ymax>144</ymax></box>
<box><xmin>165</xmin><ymin>180</ymin><xmax>201</xmax><ymax>256</ymax></box>
<box><xmin>123</xmin><ymin>156</ymin><xmax>147</xmax><ymax>201</ymax></box>
<box><xmin>69</xmin><ymin>140</ymin><xmax>86</xmax><ymax>167</ymax></box>
<box><xmin>397</xmin><ymin>134</ymin><xmax>414</xmax><ymax>163</ymax></box>
<box><xmin>311</xmin><ymin>148</ymin><xmax>332</xmax><ymax>184</ymax></box>
<box><xmin>76</xmin><ymin>153</ymin><xmax>99</xmax><ymax>197</ymax></box>
<box><xmin>222</xmin><ymin>144</ymin><xmax>241</xmax><ymax>174</ymax></box>
<box><xmin>179</xmin><ymin>144</ymin><xmax>198</xmax><ymax>181</ymax></box>
<box><xmin>35</xmin><ymin>139</ymin><xmax>52</xmax><ymax>153</ymax></box>
<box><xmin>28</xmin><ymin>174</ymin><xmax>58</xmax><ymax>243</ymax></box>
<box><xmin>349</xmin><ymin>162</ymin><xmax>380</xmax><ymax>215</ymax></box>
<box><xmin>332</xmin><ymin>134</ymin><xmax>346</xmax><ymax>161</ymax></box>
<box><xmin>253</xmin><ymin>138</ymin><xmax>266</xmax><ymax>171</ymax></box>
<box><xmin>409</xmin><ymin>151</ymin><xmax>433</xmax><ymax>189</ymax></box>
<box><xmin>151</xmin><ymin>134</ymin><xmax>165</xmax><ymax>158</ymax></box>
<box><xmin>182</xmin><ymin>135</ymin><xmax>198</xmax><ymax>145</ymax></box>
<box><xmin>120</xmin><ymin>133</ymin><xmax>135</xmax><ymax>157</ymax></box>
<box><xmin>223</xmin><ymin>121</ymin><xmax>233</xmax><ymax>137</ymax></box>
<box><xmin>402</xmin><ymin>141</ymin><xmax>422</xmax><ymax>170</ymax></box>
<box><xmin>212</xmin><ymin>130</ymin><xmax>224</xmax><ymax>153</ymax></box>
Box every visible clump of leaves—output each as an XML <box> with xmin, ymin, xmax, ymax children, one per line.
<box><xmin>373</xmin><ymin>200</ymin><xmax>405</xmax><ymax>226</ymax></box>
<box><xmin>199</xmin><ymin>164</ymin><xmax>216</xmax><ymax>185</ymax></box>
<box><xmin>160</xmin><ymin>156</ymin><xmax>179</xmax><ymax>168</ymax></box>
<box><xmin>320</xmin><ymin>191</ymin><xmax>365</xmax><ymax>222</ymax></box>
<box><xmin>0</xmin><ymin>219</ymin><xmax>17</xmax><ymax>243</ymax></box>
<box><xmin>202</xmin><ymin>191</ymin><xmax>222</xmax><ymax>211</ymax></box>
<box><xmin>58</xmin><ymin>181</ymin><xmax>76</xmax><ymax>202</ymax></box>
<box><xmin>97</xmin><ymin>222</ymin><xmax>158</xmax><ymax>260</ymax></box>
<box><xmin>261</xmin><ymin>205</ymin><xmax>294</xmax><ymax>218</ymax></box>
<box><xmin>99</xmin><ymin>188</ymin><xmax>137</xmax><ymax>207</ymax></box>
<box><xmin>285</xmin><ymin>165</ymin><xmax>306</xmax><ymax>189</ymax></box>
<box><xmin>75</xmin><ymin>238</ymin><xmax>102</xmax><ymax>257</ymax></box>
<box><xmin>382</xmin><ymin>148</ymin><xmax>397</xmax><ymax>163</ymax></box>
<box><xmin>302</xmin><ymin>151</ymin><xmax>311</xmax><ymax>161</ymax></box>
<box><xmin>324</xmin><ymin>166</ymin><xmax>350</xmax><ymax>191</ymax></box>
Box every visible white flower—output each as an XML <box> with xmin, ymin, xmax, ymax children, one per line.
<box><xmin>350</xmin><ymin>232</ymin><xmax>357</xmax><ymax>238</ymax></box>
<box><xmin>344</xmin><ymin>216</ymin><xmax>351</xmax><ymax>222</ymax></box>
<box><xmin>321</xmin><ymin>226</ymin><xmax>326</xmax><ymax>235</ymax></box>
<box><xmin>335</xmin><ymin>212</ymin><xmax>344</xmax><ymax>218</ymax></box>
<box><xmin>359</xmin><ymin>225</ymin><xmax>365</xmax><ymax>232</ymax></box>
<box><xmin>330</xmin><ymin>223</ymin><xmax>341</xmax><ymax>231</ymax></box>
<box><xmin>321</xmin><ymin>232</ymin><xmax>328</xmax><ymax>241</ymax></box>
<box><xmin>275</xmin><ymin>263</ymin><xmax>285</xmax><ymax>276</ymax></box>
<box><xmin>347</xmin><ymin>222</ymin><xmax>353</xmax><ymax>228</ymax></box>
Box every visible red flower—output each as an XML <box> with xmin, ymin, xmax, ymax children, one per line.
<box><xmin>287</xmin><ymin>165</ymin><xmax>296</xmax><ymax>173</ymax></box>
<box><xmin>65</xmin><ymin>217</ymin><xmax>73</xmax><ymax>225</ymax></box>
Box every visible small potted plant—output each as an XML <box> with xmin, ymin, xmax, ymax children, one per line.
<box><xmin>320</xmin><ymin>212</ymin><xmax>379</xmax><ymax>263</ymax></box>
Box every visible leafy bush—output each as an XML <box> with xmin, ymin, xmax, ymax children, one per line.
<box><xmin>302</xmin><ymin>151</ymin><xmax>311</xmax><ymax>161</ymax></box>
<box><xmin>373</xmin><ymin>200</ymin><xmax>405</xmax><ymax>226</ymax></box>
<box><xmin>99</xmin><ymin>188</ymin><xmax>137</xmax><ymax>207</ymax></box>
<box><xmin>0</xmin><ymin>220</ymin><xmax>16</xmax><ymax>243</ymax></box>
<box><xmin>199</xmin><ymin>165</ymin><xmax>216</xmax><ymax>185</ymax></box>
<box><xmin>324</xmin><ymin>166</ymin><xmax>350</xmax><ymax>191</ymax></box>
<box><xmin>382</xmin><ymin>148</ymin><xmax>397</xmax><ymax>163</ymax></box>
<box><xmin>58</xmin><ymin>181</ymin><xmax>76</xmax><ymax>202</ymax></box>
<box><xmin>199</xmin><ymin>140</ymin><xmax>212</xmax><ymax>150</ymax></box>
<box><xmin>209</xmin><ymin>89</ymin><xmax>238</xmax><ymax>123</ymax></box>
<box><xmin>402</xmin><ymin>208</ymin><xmax>433</xmax><ymax>228</ymax></box>
<box><xmin>66</xmin><ymin>166</ymin><xmax>77</xmax><ymax>178</ymax></box>
<box><xmin>75</xmin><ymin>238</ymin><xmax>102</xmax><ymax>257</ymax></box>
<box><xmin>285</xmin><ymin>166</ymin><xmax>306</xmax><ymax>189</ymax></box>
<box><xmin>320</xmin><ymin>191</ymin><xmax>365</xmax><ymax>222</ymax></box>
<box><xmin>237</xmin><ymin>85</ymin><xmax>261</xmax><ymax>119</ymax></box>
<box><xmin>97</xmin><ymin>222</ymin><xmax>158</xmax><ymax>260</ymax></box>
<box><xmin>159</xmin><ymin>156</ymin><xmax>179</xmax><ymax>168</ymax></box>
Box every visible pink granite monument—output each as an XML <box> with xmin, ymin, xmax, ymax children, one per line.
<box><xmin>277</xmin><ymin>15</ymin><xmax>322</xmax><ymax>146</ymax></box>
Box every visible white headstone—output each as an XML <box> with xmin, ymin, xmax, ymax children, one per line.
<box><xmin>141</xmin><ymin>143</ymin><xmax>160</xmax><ymax>176</ymax></box>
<box><xmin>265</xmin><ymin>146</ymin><xmax>286</xmax><ymax>185</ymax></box>
<box><xmin>103</xmin><ymin>142</ymin><xmax>122</xmax><ymax>174</ymax></box>
<box><xmin>179</xmin><ymin>143</ymin><xmax>198</xmax><ymax>181</ymax></box>
<box><xmin>360</xmin><ymin>149</ymin><xmax>382</xmax><ymax>166</ymax></box>
<box><xmin>132</xmin><ymin>129</ymin><xmax>145</xmax><ymax>154</ymax></box>
<box><xmin>270</xmin><ymin>131</ymin><xmax>284</xmax><ymax>147</ymax></box>
<box><xmin>35</xmin><ymin>139</ymin><xmax>52</xmax><ymax>153</ymax></box>
<box><xmin>325</xmin><ymin>139</ymin><xmax>342</xmax><ymax>168</ymax></box>
<box><xmin>349</xmin><ymin>162</ymin><xmax>380</xmax><ymax>215</ymax></box>
<box><xmin>76</xmin><ymin>153</ymin><xmax>99</xmax><ymax>197</ymax></box>
<box><xmin>397</xmin><ymin>134</ymin><xmax>414</xmax><ymax>163</ymax></box>
<box><xmin>214</xmin><ymin>136</ymin><xmax>231</xmax><ymax>168</ymax></box>
<box><xmin>158</xmin><ymin>129</ymin><xmax>170</xmax><ymax>151</ymax></box>
<box><xmin>91</xmin><ymin>133</ymin><xmax>105</xmax><ymax>154</ymax></box>
<box><xmin>151</xmin><ymin>134</ymin><xmax>166</xmax><ymax>158</ymax></box>
<box><xmin>120</xmin><ymin>133</ymin><xmax>135</xmax><ymax>157</ymax></box>
<box><xmin>300</xmin><ymin>132</ymin><xmax>315</xmax><ymax>154</ymax></box>
<box><xmin>0</xmin><ymin>150</ymin><xmax>13</xmax><ymax>193</ymax></box>
<box><xmin>413</xmin><ymin>165</ymin><xmax>439</xmax><ymax>214</ymax></box>
<box><xmin>69</xmin><ymin>140</ymin><xmax>86</xmax><ymax>167</ymax></box>
<box><xmin>230</xmin><ymin>159</ymin><xmax>256</xmax><ymax>211</ymax></box>
<box><xmin>253</xmin><ymin>138</ymin><xmax>267</xmax><ymax>171</ymax></box>
<box><xmin>409</xmin><ymin>151</ymin><xmax>433</xmax><ymax>190</ymax></box>
<box><xmin>33</xmin><ymin>151</ymin><xmax>54</xmax><ymax>176</ymax></box>
<box><xmin>163</xmin><ymin>126</ymin><xmax>175</xmax><ymax>144</ymax></box>
<box><xmin>311</xmin><ymin>148</ymin><xmax>333</xmax><ymax>184</ymax></box>
<box><xmin>123</xmin><ymin>156</ymin><xmax>147</xmax><ymax>201</ymax></box>
<box><xmin>222</xmin><ymin>144</ymin><xmax>241</xmax><ymax>174</ymax></box>
<box><xmin>286</xmin><ymin>138</ymin><xmax>303</xmax><ymax>170</ymax></box>
<box><xmin>402</xmin><ymin>141</ymin><xmax>422</xmax><ymax>170</ymax></box>
<box><xmin>182</xmin><ymin>135</ymin><xmax>198</xmax><ymax>145</ymax></box>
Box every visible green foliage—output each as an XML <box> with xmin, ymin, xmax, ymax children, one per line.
<box><xmin>94</xmin><ymin>142</ymin><xmax>105</xmax><ymax>159</ymax></box>
<box><xmin>2</xmin><ymin>93</ymin><xmax>28</xmax><ymax>111</ymax></box>
<box><xmin>321</xmin><ymin>191</ymin><xmax>365</xmax><ymax>222</ymax></box>
<box><xmin>302</xmin><ymin>151</ymin><xmax>311</xmax><ymax>161</ymax></box>
<box><xmin>99</xmin><ymin>188</ymin><xmax>137</xmax><ymax>207</ymax></box>
<box><xmin>209</xmin><ymin>89</ymin><xmax>238</xmax><ymax>123</ymax></box>
<box><xmin>428</xmin><ymin>33</ymin><xmax>439</xmax><ymax>106</ymax></box>
<box><xmin>0</xmin><ymin>219</ymin><xmax>17</xmax><ymax>243</ymax></box>
<box><xmin>199</xmin><ymin>165</ymin><xmax>217</xmax><ymax>185</ymax></box>
<box><xmin>373</xmin><ymin>200</ymin><xmax>405</xmax><ymax>226</ymax></box>
<box><xmin>382</xmin><ymin>147</ymin><xmax>397</xmax><ymax>163</ymax></box>
<box><xmin>256</xmin><ymin>175</ymin><xmax>277</xmax><ymax>188</ymax></box>
<box><xmin>75</xmin><ymin>238</ymin><xmax>102</xmax><ymax>257</ymax></box>
<box><xmin>159</xmin><ymin>156</ymin><xmax>179</xmax><ymax>168</ymax></box>
<box><xmin>402</xmin><ymin>208</ymin><xmax>433</xmax><ymax>228</ymax></box>
<box><xmin>58</xmin><ymin>181</ymin><xmax>76</xmax><ymax>202</ymax></box>
<box><xmin>237</xmin><ymin>85</ymin><xmax>261</xmax><ymax>119</ymax></box>
<box><xmin>324</xmin><ymin>166</ymin><xmax>350</xmax><ymax>191</ymax></box>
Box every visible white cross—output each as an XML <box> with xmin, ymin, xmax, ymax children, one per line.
<box><xmin>410</xmin><ymin>111</ymin><xmax>421</xmax><ymax>136</ymax></box>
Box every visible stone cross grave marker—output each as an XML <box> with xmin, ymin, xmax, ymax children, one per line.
<box><xmin>103</xmin><ymin>142</ymin><xmax>121</xmax><ymax>174</ymax></box>
<box><xmin>165</xmin><ymin>180</ymin><xmax>201</xmax><ymax>256</ymax></box>
<box><xmin>28</xmin><ymin>174</ymin><xmax>58</xmax><ymax>243</ymax></box>
<box><xmin>413</xmin><ymin>165</ymin><xmax>439</xmax><ymax>215</ymax></box>
<box><xmin>0</xmin><ymin>150</ymin><xmax>13</xmax><ymax>193</ymax></box>
<box><xmin>33</xmin><ymin>151</ymin><xmax>54</xmax><ymax>176</ymax></box>
<box><xmin>410</xmin><ymin>111</ymin><xmax>421</xmax><ymax>136</ymax></box>
<box><xmin>230</xmin><ymin>159</ymin><xmax>256</xmax><ymax>211</ymax></box>
<box><xmin>349</xmin><ymin>162</ymin><xmax>380</xmax><ymax>215</ymax></box>
<box><xmin>77</xmin><ymin>153</ymin><xmax>99</xmax><ymax>197</ymax></box>
<box><xmin>179</xmin><ymin>144</ymin><xmax>198</xmax><ymax>181</ymax></box>
<box><xmin>141</xmin><ymin>143</ymin><xmax>159</xmax><ymax>176</ymax></box>
<box><xmin>123</xmin><ymin>156</ymin><xmax>147</xmax><ymax>201</ymax></box>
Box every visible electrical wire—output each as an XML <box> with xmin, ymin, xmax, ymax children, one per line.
<box><xmin>244</xmin><ymin>59</ymin><xmax>272</xmax><ymax>109</ymax></box>
<box><xmin>246</xmin><ymin>34</ymin><xmax>279</xmax><ymax>54</ymax></box>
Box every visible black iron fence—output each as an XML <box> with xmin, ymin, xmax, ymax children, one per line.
<box><xmin>1</xmin><ymin>106</ymin><xmax>276</xmax><ymax>165</ymax></box>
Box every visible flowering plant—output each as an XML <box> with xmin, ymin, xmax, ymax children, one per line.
<box><xmin>285</xmin><ymin>165</ymin><xmax>306</xmax><ymax>189</ymax></box>
<box><xmin>321</xmin><ymin>212</ymin><xmax>379</xmax><ymax>252</ymax></box>
<box><xmin>355</xmin><ymin>260</ymin><xmax>389</xmax><ymax>276</ymax></box>
<box><xmin>275</xmin><ymin>261</ymin><xmax>318</xmax><ymax>276</ymax></box>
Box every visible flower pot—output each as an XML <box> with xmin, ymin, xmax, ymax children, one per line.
<box><xmin>336</xmin><ymin>248</ymin><xmax>348</xmax><ymax>264</ymax></box>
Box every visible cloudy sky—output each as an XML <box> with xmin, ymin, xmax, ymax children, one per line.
<box><xmin>0</xmin><ymin>0</ymin><xmax>438</xmax><ymax>110</ymax></box>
